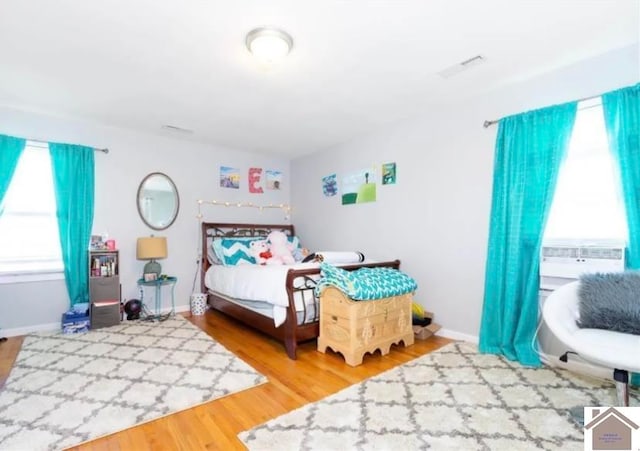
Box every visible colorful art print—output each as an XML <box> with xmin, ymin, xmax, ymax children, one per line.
<box><xmin>342</xmin><ymin>168</ymin><xmax>376</xmax><ymax>205</ymax></box>
<box><xmin>248</xmin><ymin>167</ymin><xmax>264</xmax><ymax>194</ymax></box>
<box><xmin>322</xmin><ymin>174</ymin><xmax>338</xmax><ymax>197</ymax></box>
<box><xmin>220</xmin><ymin>166</ymin><xmax>240</xmax><ymax>189</ymax></box>
<box><xmin>265</xmin><ymin>170</ymin><xmax>282</xmax><ymax>190</ymax></box>
<box><xmin>382</xmin><ymin>162</ymin><xmax>396</xmax><ymax>185</ymax></box>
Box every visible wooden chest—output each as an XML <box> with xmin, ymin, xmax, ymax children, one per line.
<box><xmin>317</xmin><ymin>287</ymin><xmax>414</xmax><ymax>366</ymax></box>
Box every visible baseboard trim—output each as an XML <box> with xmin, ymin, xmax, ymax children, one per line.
<box><xmin>436</xmin><ymin>328</ymin><xmax>479</xmax><ymax>344</ymax></box>
<box><xmin>2</xmin><ymin>322</ymin><xmax>60</xmax><ymax>337</ymax></box>
<box><xmin>431</xmin><ymin>330</ymin><xmax>613</xmax><ymax>382</ymax></box>
<box><xmin>2</xmin><ymin>304</ymin><xmax>192</xmax><ymax>338</ymax></box>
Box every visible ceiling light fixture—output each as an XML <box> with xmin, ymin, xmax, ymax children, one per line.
<box><xmin>246</xmin><ymin>27</ymin><xmax>293</xmax><ymax>64</ymax></box>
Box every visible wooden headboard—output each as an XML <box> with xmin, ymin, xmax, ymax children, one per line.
<box><xmin>200</xmin><ymin>222</ymin><xmax>295</xmax><ymax>292</ymax></box>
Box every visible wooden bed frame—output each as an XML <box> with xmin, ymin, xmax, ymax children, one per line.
<box><xmin>200</xmin><ymin>222</ymin><xmax>401</xmax><ymax>359</ymax></box>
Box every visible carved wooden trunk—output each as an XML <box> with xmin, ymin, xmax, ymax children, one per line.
<box><xmin>317</xmin><ymin>286</ymin><xmax>414</xmax><ymax>366</ymax></box>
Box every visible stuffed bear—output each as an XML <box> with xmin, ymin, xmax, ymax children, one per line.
<box><xmin>266</xmin><ymin>231</ymin><xmax>295</xmax><ymax>265</ymax></box>
<box><xmin>249</xmin><ymin>239</ymin><xmax>271</xmax><ymax>265</ymax></box>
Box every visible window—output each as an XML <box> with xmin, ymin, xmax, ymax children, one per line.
<box><xmin>544</xmin><ymin>99</ymin><xmax>628</xmax><ymax>243</ymax></box>
<box><xmin>0</xmin><ymin>142</ymin><xmax>63</xmax><ymax>280</ymax></box>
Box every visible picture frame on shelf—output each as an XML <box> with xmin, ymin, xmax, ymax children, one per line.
<box><xmin>90</xmin><ymin>235</ymin><xmax>106</xmax><ymax>250</ymax></box>
<box><xmin>143</xmin><ymin>273</ymin><xmax>157</xmax><ymax>282</ymax></box>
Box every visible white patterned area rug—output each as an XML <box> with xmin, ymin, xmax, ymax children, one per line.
<box><xmin>0</xmin><ymin>315</ymin><xmax>266</xmax><ymax>450</ymax></box>
<box><xmin>240</xmin><ymin>342</ymin><xmax>639</xmax><ymax>451</ymax></box>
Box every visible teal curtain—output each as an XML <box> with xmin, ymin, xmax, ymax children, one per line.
<box><xmin>479</xmin><ymin>102</ymin><xmax>578</xmax><ymax>366</ymax></box>
<box><xmin>0</xmin><ymin>134</ymin><xmax>26</xmax><ymax>216</ymax></box>
<box><xmin>603</xmin><ymin>84</ymin><xmax>640</xmax><ymax>268</ymax></box>
<box><xmin>602</xmin><ymin>83</ymin><xmax>640</xmax><ymax>386</ymax></box>
<box><xmin>49</xmin><ymin>143</ymin><xmax>95</xmax><ymax>306</ymax></box>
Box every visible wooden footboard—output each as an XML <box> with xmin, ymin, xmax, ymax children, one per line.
<box><xmin>201</xmin><ymin>222</ymin><xmax>400</xmax><ymax>359</ymax></box>
<box><xmin>282</xmin><ymin>261</ymin><xmax>400</xmax><ymax>358</ymax></box>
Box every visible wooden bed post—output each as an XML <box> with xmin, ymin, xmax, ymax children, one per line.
<box><xmin>283</xmin><ymin>318</ymin><xmax>298</xmax><ymax>359</ymax></box>
<box><xmin>201</xmin><ymin>222</ymin><xmax>209</xmax><ymax>295</ymax></box>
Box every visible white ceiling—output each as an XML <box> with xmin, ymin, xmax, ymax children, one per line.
<box><xmin>0</xmin><ymin>1</ymin><xmax>638</xmax><ymax>158</ymax></box>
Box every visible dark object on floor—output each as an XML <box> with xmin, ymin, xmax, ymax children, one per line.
<box><xmin>124</xmin><ymin>299</ymin><xmax>142</xmax><ymax>320</ymax></box>
<box><xmin>559</xmin><ymin>350</ymin><xmax>578</xmax><ymax>363</ymax></box>
<box><xmin>412</xmin><ymin>315</ymin><xmax>432</xmax><ymax>327</ymax></box>
<box><xmin>0</xmin><ymin>337</ymin><xmax>7</xmax><ymax>343</ymax></box>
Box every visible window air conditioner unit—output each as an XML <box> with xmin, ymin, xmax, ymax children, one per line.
<box><xmin>540</xmin><ymin>241</ymin><xmax>625</xmax><ymax>291</ymax></box>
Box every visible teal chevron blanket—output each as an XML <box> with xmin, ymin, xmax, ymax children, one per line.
<box><xmin>315</xmin><ymin>262</ymin><xmax>417</xmax><ymax>300</ymax></box>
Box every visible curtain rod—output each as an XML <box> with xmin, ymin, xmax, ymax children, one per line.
<box><xmin>26</xmin><ymin>138</ymin><xmax>108</xmax><ymax>153</ymax></box>
<box><xmin>483</xmin><ymin>92</ymin><xmax>604</xmax><ymax>128</ymax></box>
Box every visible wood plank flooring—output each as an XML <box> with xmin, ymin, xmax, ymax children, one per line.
<box><xmin>0</xmin><ymin>311</ymin><xmax>451</xmax><ymax>450</ymax></box>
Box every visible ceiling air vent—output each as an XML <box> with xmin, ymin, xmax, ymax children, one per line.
<box><xmin>437</xmin><ymin>55</ymin><xmax>486</xmax><ymax>79</ymax></box>
<box><xmin>161</xmin><ymin>125</ymin><xmax>194</xmax><ymax>134</ymax></box>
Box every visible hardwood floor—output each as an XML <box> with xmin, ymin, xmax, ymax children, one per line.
<box><xmin>0</xmin><ymin>311</ymin><xmax>451</xmax><ymax>450</ymax></box>
<box><xmin>0</xmin><ymin>335</ymin><xmax>23</xmax><ymax>388</ymax></box>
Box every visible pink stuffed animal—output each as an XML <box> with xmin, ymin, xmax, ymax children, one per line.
<box><xmin>266</xmin><ymin>231</ymin><xmax>295</xmax><ymax>265</ymax></box>
<box><xmin>249</xmin><ymin>240</ymin><xmax>271</xmax><ymax>265</ymax></box>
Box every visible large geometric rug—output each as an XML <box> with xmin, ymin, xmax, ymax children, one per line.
<box><xmin>0</xmin><ymin>315</ymin><xmax>266</xmax><ymax>450</ymax></box>
<box><xmin>240</xmin><ymin>342</ymin><xmax>639</xmax><ymax>451</ymax></box>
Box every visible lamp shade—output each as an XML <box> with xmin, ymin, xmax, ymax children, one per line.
<box><xmin>136</xmin><ymin>236</ymin><xmax>167</xmax><ymax>260</ymax></box>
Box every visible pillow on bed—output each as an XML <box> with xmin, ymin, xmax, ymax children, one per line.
<box><xmin>578</xmin><ymin>271</ymin><xmax>640</xmax><ymax>335</ymax></box>
<box><xmin>289</xmin><ymin>235</ymin><xmax>301</xmax><ymax>251</ymax></box>
<box><xmin>213</xmin><ymin>235</ymin><xmax>302</xmax><ymax>266</ymax></box>
<box><xmin>207</xmin><ymin>239</ymin><xmax>221</xmax><ymax>265</ymax></box>
<box><xmin>213</xmin><ymin>237</ymin><xmax>262</xmax><ymax>266</ymax></box>
<box><xmin>302</xmin><ymin>251</ymin><xmax>365</xmax><ymax>264</ymax></box>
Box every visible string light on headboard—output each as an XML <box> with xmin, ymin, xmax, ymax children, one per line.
<box><xmin>196</xmin><ymin>199</ymin><xmax>292</xmax><ymax>220</ymax></box>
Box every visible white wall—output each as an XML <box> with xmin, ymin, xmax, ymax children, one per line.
<box><xmin>291</xmin><ymin>44</ymin><xmax>640</xmax><ymax>341</ymax></box>
<box><xmin>1</xmin><ymin>44</ymin><xmax>637</xmax><ymax>338</ymax></box>
<box><xmin>0</xmin><ymin>109</ymin><xmax>291</xmax><ymax>334</ymax></box>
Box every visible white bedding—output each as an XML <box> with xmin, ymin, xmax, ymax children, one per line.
<box><xmin>204</xmin><ymin>260</ymin><xmax>378</xmax><ymax>327</ymax></box>
<box><xmin>204</xmin><ymin>262</ymin><xmax>322</xmax><ymax>327</ymax></box>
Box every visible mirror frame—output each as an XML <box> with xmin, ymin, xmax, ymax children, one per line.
<box><xmin>136</xmin><ymin>172</ymin><xmax>180</xmax><ymax>231</ymax></box>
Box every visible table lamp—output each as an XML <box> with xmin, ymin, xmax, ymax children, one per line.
<box><xmin>136</xmin><ymin>236</ymin><xmax>167</xmax><ymax>277</ymax></box>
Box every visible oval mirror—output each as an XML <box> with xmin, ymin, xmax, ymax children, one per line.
<box><xmin>137</xmin><ymin>172</ymin><xmax>180</xmax><ymax>230</ymax></box>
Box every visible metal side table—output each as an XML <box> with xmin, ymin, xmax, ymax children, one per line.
<box><xmin>137</xmin><ymin>276</ymin><xmax>177</xmax><ymax>321</ymax></box>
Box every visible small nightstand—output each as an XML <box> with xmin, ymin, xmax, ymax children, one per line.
<box><xmin>137</xmin><ymin>276</ymin><xmax>177</xmax><ymax>321</ymax></box>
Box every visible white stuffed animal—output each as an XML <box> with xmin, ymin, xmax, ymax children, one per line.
<box><xmin>266</xmin><ymin>231</ymin><xmax>295</xmax><ymax>265</ymax></box>
<box><xmin>249</xmin><ymin>240</ymin><xmax>271</xmax><ymax>265</ymax></box>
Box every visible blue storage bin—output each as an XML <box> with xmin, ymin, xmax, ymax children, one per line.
<box><xmin>61</xmin><ymin>312</ymin><xmax>90</xmax><ymax>334</ymax></box>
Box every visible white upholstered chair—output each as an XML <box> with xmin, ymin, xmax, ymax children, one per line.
<box><xmin>543</xmin><ymin>280</ymin><xmax>640</xmax><ymax>407</ymax></box>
